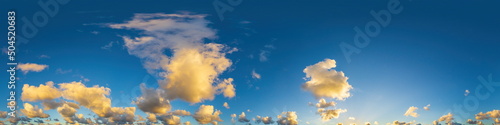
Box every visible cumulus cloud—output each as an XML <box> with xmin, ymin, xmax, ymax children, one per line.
<box><xmin>147</xmin><ymin>113</ymin><xmax>158</xmax><ymax>123</ymax></box>
<box><xmin>315</xmin><ymin>98</ymin><xmax>336</xmax><ymax>108</ymax></box>
<box><xmin>348</xmin><ymin>117</ymin><xmax>355</xmax><ymax>120</ymax></box>
<box><xmin>255</xmin><ymin>116</ymin><xmax>274</xmax><ymax>124</ymax></box>
<box><xmin>157</xmin><ymin>115</ymin><xmax>181</xmax><ymax>125</ymax></box>
<box><xmin>57</xmin><ymin>102</ymin><xmax>80</xmax><ymax>123</ymax></box>
<box><xmin>318</xmin><ymin>108</ymin><xmax>347</xmax><ymax>121</ymax></box>
<box><xmin>494</xmin><ymin>118</ymin><xmax>500</xmax><ymax>124</ymax></box>
<box><xmin>109</xmin><ymin>13</ymin><xmax>236</xmax><ymax>104</ymax></box>
<box><xmin>193</xmin><ymin>105</ymin><xmax>222</xmax><ymax>124</ymax></box>
<box><xmin>465</xmin><ymin>90</ymin><xmax>470</xmax><ymax>96</ymax></box>
<box><xmin>0</xmin><ymin>111</ymin><xmax>7</xmax><ymax>118</ymax></box>
<box><xmin>169</xmin><ymin>110</ymin><xmax>191</xmax><ymax>116</ymax></box>
<box><xmin>467</xmin><ymin>119</ymin><xmax>480</xmax><ymax>124</ymax></box>
<box><xmin>277</xmin><ymin>111</ymin><xmax>298</xmax><ymax>125</ymax></box>
<box><xmin>252</xmin><ymin>69</ymin><xmax>261</xmax><ymax>79</ymax></box>
<box><xmin>424</xmin><ymin>104</ymin><xmax>431</xmax><ymax>111</ymax></box>
<box><xmin>21</xmin><ymin>81</ymin><xmax>61</xmax><ymax>102</ymax></box>
<box><xmin>108</xmin><ymin>107</ymin><xmax>136</xmax><ymax>124</ymax></box>
<box><xmin>302</xmin><ymin>59</ymin><xmax>352</xmax><ymax>100</ymax></box>
<box><xmin>223</xmin><ymin>102</ymin><xmax>230</xmax><ymax>109</ymax></box>
<box><xmin>475</xmin><ymin>112</ymin><xmax>489</xmax><ymax>120</ymax></box>
<box><xmin>404</xmin><ymin>106</ymin><xmax>419</xmax><ymax>117</ymax></box>
<box><xmin>134</xmin><ymin>84</ymin><xmax>171</xmax><ymax>114</ymax></box>
<box><xmin>438</xmin><ymin>113</ymin><xmax>454</xmax><ymax>123</ymax></box>
<box><xmin>18</xmin><ymin>63</ymin><xmax>48</xmax><ymax>74</ymax></box>
<box><xmin>238</xmin><ymin>112</ymin><xmax>250</xmax><ymax>123</ymax></box>
<box><xmin>487</xmin><ymin>110</ymin><xmax>500</xmax><ymax>118</ymax></box>
<box><xmin>20</xmin><ymin>103</ymin><xmax>49</xmax><ymax>118</ymax></box>
<box><xmin>59</xmin><ymin>81</ymin><xmax>113</xmax><ymax>117</ymax></box>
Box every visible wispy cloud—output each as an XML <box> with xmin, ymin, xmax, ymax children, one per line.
<box><xmin>18</xmin><ymin>63</ymin><xmax>48</xmax><ymax>74</ymax></box>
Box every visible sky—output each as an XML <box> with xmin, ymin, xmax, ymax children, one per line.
<box><xmin>1</xmin><ymin>0</ymin><xmax>500</xmax><ymax>125</ymax></box>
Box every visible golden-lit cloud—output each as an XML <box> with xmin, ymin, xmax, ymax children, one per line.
<box><xmin>18</xmin><ymin>63</ymin><xmax>48</xmax><ymax>74</ymax></box>
<box><xmin>158</xmin><ymin>115</ymin><xmax>181</xmax><ymax>125</ymax></box>
<box><xmin>169</xmin><ymin>110</ymin><xmax>191</xmax><ymax>116</ymax></box>
<box><xmin>57</xmin><ymin>102</ymin><xmax>79</xmax><ymax>123</ymax></box>
<box><xmin>475</xmin><ymin>112</ymin><xmax>489</xmax><ymax>120</ymax></box>
<box><xmin>147</xmin><ymin>113</ymin><xmax>157</xmax><ymax>123</ymax></box>
<box><xmin>256</xmin><ymin>116</ymin><xmax>275</xmax><ymax>124</ymax></box>
<box><xmin>277</xmin><ymin>111</ymin><xmax>298</xmax><ymax>125</ymax></box>
<box><xmin>20</xmin><ymin>103</ymin><xmax>49</xmax><ymax>118</ymax></box>
<box><xmin>315</xmin><ymin>98</ymin><xmax>336</xmax><ymax>108</ymax></box>
<box><xmin>0</xmin><ymin>111</ymin><xmax>7</xmax><ymax>118</ymax></box>
<box><xmin>438</xmin><ymin>113</ymin><xmax>454</xmax><ymax>123</ymax></box>
<box><xmin>404</xmin><ymin>106</ymin><xmax>419</xmax><ymax>117</ymax></box>
<box><xmin>110</xmin><ymin>13</ymin><xmax>236</xmax><ymax>104</ymax></box>
<box><xmin>317</xmin><ymin>108</ymin><xmax>347</xmax><ymax>121</ymax></box>
<box><xmin>193</xmin><ymin>105</ymin><xmax>223</xmax><ymax>124</ymax></box>
<box><xmin>223</xmin><ymin>102</ymin><xmax>230</xmax><ymax>109</ymax></box>
<box><xmin>487</xmin><ymin>110</ymin><xmax>500</xmax><ymax>118</ymax></box>
<box><xmin>59</xmin><ymin>81</ymin><xmax>113</xmax><ymax>117</ymax></box>
<box><xmin>302</xmin><ymin>59</ymin><xmax>352</xmax><ymax>100</ymax></box>
<box><xmin>134</xmin><ymin>83</ymin><xmax>171</xmax><ymax>114</ymax></box>
<box><xmin>424</xmin><ymin>104</ymin><xmax>431</xmax><ymax>111</ymax></box>
<box><xmin>21</xmin><ymin>81</ymin><xmax>61</xmax><ymax>102</ymax></box>
<box><xmin>108</xmin><ymin>107</ymin><xmax>136</xmax><ymax>123</ymax></box>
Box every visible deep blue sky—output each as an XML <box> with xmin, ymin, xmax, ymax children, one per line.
<box><xmin>1</xmin><ymin>0</ymin><xmax>499</xmax><ymax>125</ymax></box>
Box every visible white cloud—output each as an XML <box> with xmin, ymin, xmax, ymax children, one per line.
<box><xmin>424</xmin><ymin>104</ymin><xmax>431</xmax><ymax>111</ymax></box>
<box><xmin>193</xmin><ymin>105</ymin><xmax>222</xmax><ymax>124</ymax></box>
<box><xmin>348</xmin><ymin>117</ymin><xmax>355</xmax><ymax>120</ymax></box>
<box><xmin>404</xmin><ymin>106</ymin><xmax>419</xmax><ymax>117</ymax></box>
<box><xmin>223</xmin><ymin>102</ymin><xmax>230</xmax><ymax>109</ymax></box>
<box><xmin>20</xmin><ymin>103</ymin><xmax>49</xmax><ymax>118</ymax></box>
<box><xmin>277</xmin><ymin>111</ymin><xmax>298</xmax><ymax>125</ymax></box>
<box><xmin>259</xmin><ymin>44</ymin><xmax>275</xmax><ymax>62</ymax></box>
<box><xmin>465</xmin><ymin>90</ymin><xmax>470</xmax><ymax>96</ymax></box>
<box><xmin>109</xmin><ymin>13</ymin><xmax>236</xmax><ymax>104</ymax></box>
<box><xmin>252</xmin><ymin>69</ymin><xmax>261</xmax><ymax>79</ymax></box>
<box><xmin>302</xmin><ymin>59</ymin><xmax>352</xmax><ymax>100</ymax></box>
<box><xmin>18</xmin><ymin>63</ymin><xmax>48</xmax><ymax>74</ymax></box>
<box><xmin>238</xmin><ymin>112</ymin><xmax>250</xmax><ymax>123</ymax></box>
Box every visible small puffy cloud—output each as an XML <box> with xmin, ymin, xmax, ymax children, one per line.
<box><xmin>193</xmin><ymin>105</ymin><xmax>223</xmax><ymax>124</ymax></box>
<box><xmin>252</xmin><ymin>69</ymin><xmax>261</xmax><ymax>79</ymax></box>
<box><xmin>259</xmin><ymin>44</ymin><xmax>275</xmax><ymax>62</ymax></box>
<box><xmin>315</xmin><ymin>98</ymin><xmax>336</xmax><ymax>108</ymax></box>
<box><xmin>20</xmin><ymin>103</ymin><xmax>49</xmax><ymax>118</ymax></box>
<box><xmin>404</xmin><ymin>106</ymin><xmax>419</xmax><ymax>117</ymax></box>
<box><xmin>317</xmin><ymin>108</ymin><xmax>347</xmax><ymax>121</ymax></box>
<box><xmin>108</xmin><ymin>107</ymin><xmax>136</xmax><ymax>124</ymax></box>
<box><xmin>215</xmin><ymin>78</ymin><xmax>236</xmax><ymax>99</ymax></box>
<box><xmin>238</xmin><ymin>112</ymin><xmax>250</xmax><ymax>123</ymax></box>
<box><xmin>157</xmin><ymin>115</ymin><xmax>181</xmax><ymax>125</ymax></box>
<box><xmin>424</xmin><ymin>104</ymin><xmax>431</xmax><ymax>111</ymax></box>
<box><xmin>467</xmin><ymin>119</ymin><xmax>479</xmax><ymax>124</ymax></box>
<box><xmin>487</xmin><ymin>110</ymin><xmax>500</xmax><ymax>118</ymax></box>
<box><xmin>348</xmin><ymin>117</ymin><xmax>355</xmax><ymax>120</ymax></box>
<box><xmin>465</xmin><ymin>90</ymin><xmax>470</xmax><ymax>96</ymax></box>
<box><xmin>134</xmin><ymin>84</ymin><xmax>171</xmax><ymax>114</ymax></box>
<box><xmin>57</xmin><ymin>103</ymin><xmax>80</xmax><ymax>123</ymax></box>
<box><xmin>21</xmin><ymin>81</ymin><xmax>61</xmax><ymax>102</ymax></box>
<box><xmin>277</xmin><ymin>112</ymin><xmax>298</xmax><ymax>125</ymax></box>
<box><xmin>0</xmin><ymin>111</ymin><xmax>7</xmax><ymax>118</ymax></box>
<box><xmin>494</xmin><ymin>118</ymin><xmax>500</xmax><ymax>124</ymax></box>
<box><xmin>392</xmin><ymin>121</ymin><xmax>412</xmax><ymax>125</ymax></box>
<box><xmin>18</xmin><ymin>63</ymin><xmax>48</xmax><ymax>74</ymax></box>
<box><xmin>223</xmin><ymin>102</ymin><xmax>230</xmax><ymax>109</ymax></box>
<box><xmin>438</xmin><ymin>113</ymin><xmax>454</xmax><ymax>123</ymax></box>
<box><xmin>59</xmin><ymin>81</ymin><xmax>112</xmax><ymax>117</ymax></box>
<box><xmin>302</xmin><ymin>59</ymin><xmax>352</xmax><ymax>100</ymax></box>
<box><xmin>147</xmin><ymin>113</ymin><xmax>157</xmax><ymax>123</ymax></box>
<box><xmin>185</xmin><ymin>121</ymin><xmax>191</xmax><ymax>125</ymax></box>
<box><xmin>256</xmin><ymin>116</ymin><xmax>275</xmax><ymax>124</ymax></box>
<box><xmin>475</xmin><ymin>112</ymin><xmax>489</xmax><ymax>120</ymax></box>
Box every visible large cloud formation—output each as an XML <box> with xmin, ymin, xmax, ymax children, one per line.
<box><xmin>109</xmin><ymin>13</ymin><xmax>236</xmax><ymax>104</ymax></box>
<box><xmin>302</xmin><ymin>59</ymin><xmax>352</xmax><ymax>100</ymax></box>
<box><xmin>18</xmin><ymin>63</ymin><xmax>48</xmax><ymax>74</ymax></box>
<box><xmin>277</xmin><ymin>111</ymin><xmax>298</xmax><ymax>125</ymax></box>
<box><xmin>134</xmin><ymin>83</ymin><xmax>171</xmax><ymax>114</ymax></box>
<box><xmin>404</xmin><ymin>106</ymin><xmax>419</xmax><ymax>117</ymax></box>
<box><xmin>193</xmin><ymin>105</ymin><xmax>223</xmax><ymax>124</ymax></box>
